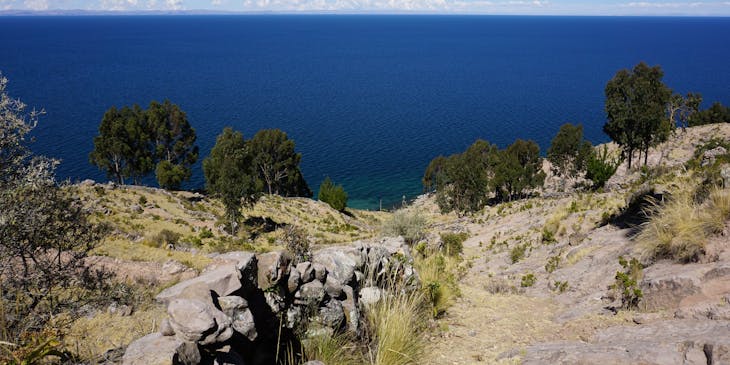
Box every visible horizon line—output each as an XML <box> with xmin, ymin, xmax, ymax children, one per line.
<box><xmin>1</xmin><ymin>10</ymin><xmax>729</xmax><ymax>17</ymax></box>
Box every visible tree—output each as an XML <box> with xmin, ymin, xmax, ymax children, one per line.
<box><xmin>425</xmin><ymin>140</ymin><xmax>499</xmax><ymax>215</ymax></box>
<box><xmin>318</xmin><ymin>176</ymin><xmax>348</xmax><ymax>211</ymax></box>
<box><xmin>547</xmin><ymin>123</ymin><xmax>593</xmax><ymax>179</ymax></box>
<box><xmin>689</xmin><ymin>101</ymin><xmax>730</xmax><ymax>126</ymax></box>
<box><xmin>147</xmin><ymin>100</ymin><xmax>198</xmax><ymax>189</ymax></box>
<box><xmin>247</xmin><ymin>129</ymin><xmax>311</xmax><ymax>197</ymax></box>
<box><xmin>0</xmin><ymin>72</ymin><xmax>106</xmax><ymax>346</ymax></box>
<box><xmin>668</xmin><ymin>92</ymin><xmax>702</xmax><ymax>130</ymax></box>
<box><xmin>493</xmin><ymin>139</ymin><xmax>545</xmax><ymax>201</ymax></box>
<box><xmin>604</xmin><ymin>62</ymin><xmax>672</xmax><ymax>169</ymax></box>
<box><xmin>203</xmin><ymin>127</ymin><xmax>262</xmax><ymax>234</ymax></box>
<box><xmin>89</xmin><ymin>105</ymin><xmax>153</xmax><ymax>184</ymax></box>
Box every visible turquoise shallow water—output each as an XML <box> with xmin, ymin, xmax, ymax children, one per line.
<box><xmin>1</xmin><ymin>15</ymin><xmax>728</xmax><ymax>209</ymax></box>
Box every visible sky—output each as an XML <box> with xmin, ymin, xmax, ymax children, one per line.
<box><xmin>1</xmin><ymin>0</ymin><xmax>730</xmax><ymax>15</ymax></box>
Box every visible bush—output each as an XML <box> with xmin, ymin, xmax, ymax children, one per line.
<box><xmin>199</xmin><ymin>227</ymin><xmax>214</xmax><ymax>239</ymax></box>
<box><xmin>318</xmin><ymin>176</ymin><xmax>347</xmax><ymax>212</ymax></box>
<box><xmin>541</xmin><ymin>227</ymin><xmax>557</xmax><ymax>244</ymax></box>
<box><xmin>545</xmin><ymin>254</ymin><xmax>561</xmax><ymax>273</ymax></box>
<box><xmin>611</xmin><ymin>256</ymin><xmax>643</xmax><ymax>309</ymax></box>
<box><xmin>510</xmin><ymin>243</ymin><xmax>529</xmax><ymax>263</ymax></box>
<box><xmin>586</xmin><ymin>145</ymin><xmax>621</xmax><ymax>189</ymax></box>
<box><xmin>381</xmin><ymin>209</ymin><xmax>426</xmax><ymax>245</ymax></box>
<box><xmin>551</xmin><ymin>280</ymin><xmax>569</xmax><ymax>293</ymax></box>
<box><xmin>440</xmin><ymin>232</ymin><xmax>468</xmax><ymax>256</ymax></box>
<box><xmin>149</xmin><ymin>229</ymin><xmax>180</xmax><ymax>248</ymax></box>
<box><xmin>282</xmin><ymin>225</ymin><xmax>311</xmax><ymax>264</ymax></box>
<box><xmin>688</xmin><ymin>101</ymin><xmax>730</xmax><ymax>126</ymax></box>
<box><xmin>415</xmin><ymin>253</ymin><xmax>460</xmax><ymax>318</ymax></box>
<box><xmin>520</xmin><ymin>273</ymin><xmax>537</xmax><ymax>287</ymax></box>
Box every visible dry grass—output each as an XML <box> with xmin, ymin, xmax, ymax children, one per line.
<box><xmin>366</xmin><ymin>290</ymin><xmax>427</xmax><ymax>365</ymax></box>
<box><xmin>301</xmin><ymin>330</ymin><xmax>363</xmax><ymax>365</ymax></box>
<box><xmin>415</xmin><ymin>253</ymin><xmax>461</xmax><ymax>318</ymax></box>
<box><xmin>636</xmin><ymin>187</ymin><xmax>730</xmax><ymax>263</ymax></box>
<box><xmin>93</xmin><ymin>238</ymin><xmax>212</xmax><ymax>271</ymax></box>
<box><xmin>63</xmin><ymin>305</ymin><xmax>166</xmax><ymax>362</ymax></box>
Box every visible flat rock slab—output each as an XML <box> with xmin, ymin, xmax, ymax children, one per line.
<box><xmin>156</xmin><ymin>264</ymin><xmax>243</xmax><ymax>304</ymax></box>
<box><xmin>122</xmin><ymin>332</ymin><xmax>181</xmax><ymax>365</ymax></box>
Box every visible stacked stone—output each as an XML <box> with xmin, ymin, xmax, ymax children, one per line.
<box><xmin>122</xmin><ymin>237</ymin><xmax>418</xmax><ymax>365</ymax></box>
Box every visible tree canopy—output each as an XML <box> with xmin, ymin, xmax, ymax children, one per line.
<box><xmin>318</xmin><ymin>176</ymin><xmax>348</xmax><ymax>211</ymax></box>
<box><xmin>247</xmin><ymin>129</ymin><xmax>311</xmax><ymax>197</ymax></box>
<box><xmin>689</xmin><ymin>101</ymin><xmax>730</xmax><ymax>127</ymax></box>
<box><xmin>89</xmin><ymin>100</ymin><xmax>198</xmax><ymax>189</ymax></box>
<box><xmin>202</xmin><ymin>127</ymin><xmax>262</xmax><ymax>235</ymax></box>
<box><xmin>547</xmin><ymin>123</ymin><xmax>593</xmax><ymax>179</ymax></box>
<box><xmin>604</xmin><ymin>62</ymin><xmax>672</xmax><ymax>169</ymax></box>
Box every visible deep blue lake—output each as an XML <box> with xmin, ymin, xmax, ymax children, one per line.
<box><xmin>0</xmin><ymin>15</ymin><xmax>728</xmax><ymax>209</ymax></box>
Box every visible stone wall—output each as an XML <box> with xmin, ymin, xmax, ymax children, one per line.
<box><xmin>122</xmin><ymin>237</ymin><xmax>418</xmax><ymax>365</ymax></box>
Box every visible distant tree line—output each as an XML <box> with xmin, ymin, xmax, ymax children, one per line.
<box><xmin>424</xmin><ymin>61</ymin><xmax>729</xmax><ymax>215</ymax></box>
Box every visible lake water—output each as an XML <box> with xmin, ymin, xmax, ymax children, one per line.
<box><xmin>0</xmin><ymin>15</ymin><xmax>728</xmax><ymax>209</ymax></box>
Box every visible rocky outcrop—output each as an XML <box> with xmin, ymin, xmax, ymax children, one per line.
<box><xmin>518</xmin><ymin>320</ymin><xmax>730</xmax><ymax>365</ymax></box>
<box><xmin>122</xmin><ymin>237</ymin><xmax>418</xmax><ymax>365</ymax></box>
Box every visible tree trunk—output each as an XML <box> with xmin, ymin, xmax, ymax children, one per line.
<box><xmin>627</xmin><ymin>148</ymin><xmax>633</xmax><ymax>170</ymax></box>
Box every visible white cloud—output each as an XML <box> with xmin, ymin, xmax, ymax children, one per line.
<box><xmin>621</xmin><ymin>1</ymin><xmax>705</xmax><ymax>8</ymax></box>
<box><xmin>165</xmin><ymin>0</ymin><xmax>183</xmax><ymax>9</ymax></box>
<box><xmin>23</xmin><ymin>0</ymin><xmax>49</xmax><ymax>10</ymax></box>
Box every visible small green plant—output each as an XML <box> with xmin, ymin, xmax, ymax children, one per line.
<box><xmin>510</xmin><ymin>243</ymin><xmax>529</xmax><ymax>263</ymax></box>
<box><xmin>137</xmin><ymin>195</ymin><xmax>147</xmax><ymax>205</ymax></box>
<box><xmin>611</xmin><ymin>256</ymin><xmax>643</xmax><ymax>309</ymax></box>
<box><xmin>541</xmin><ymin>227</ymin><xmax>557</xmax><ymax>244</ymax></box>
<box><xmin>552</xmin><ymin>280</ymin><xmax>569</xmax><ymax>293</ymax></box>
<box><xmin>198</xmin><ymin>227</ymin><xmax>214</xmax><ymax>239</ymax></box>
<box><xmin>586</xmin><ymin>145</ymin><xmax>621</xmax><ymax>189</ymax></box>
<box><xmin>545</xmin><ymin>254</ymin><xmax>561</xmax><ymax>273</ymax></box>
<box><xmin>440</xmin><ymin>232</ymin><xmax>467</xmax><ymax>257</ymax></box>
<box><xmin>520</xmin><ymin>273</ymin><xmax>537</xmax><ymax>287</ymax></box>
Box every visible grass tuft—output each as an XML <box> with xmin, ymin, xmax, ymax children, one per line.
<box><xmin>365</xmin><ymin>290</ymin><xmax>427</xmax><ymax>365</ymax></box>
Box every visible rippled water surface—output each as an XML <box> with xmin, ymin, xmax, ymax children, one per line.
<box><xmin>1</xmin><ymin>15</ymin><xmax>728</xmax><ymax>208</ymax></box>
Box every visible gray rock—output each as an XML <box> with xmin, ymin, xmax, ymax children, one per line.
<box><xmin>286</xmin><ymin>306</ymin><xmax>303</xmax><ymax>329</ymax></box>
<box><xmin>122</xmin><ymin>332</ymin><xmax>181</xmax><ymax>365</ymax></box>
<box><xmin>167</xmin><ymin>299</ymin><xmax>232</xmax><ymax>345</ymax></box>
<box><xmin>359</xmin><ymin>287</ymin><xmax>382</xmax><ymax>307</ymax></box>
<box><xmin>296</xmin><ymin>262</ymin><xmax>315</xmax><ymax>283</ymax></box>
<box><xmin>159</xmin><ymin>318</ymin><xmax>175</xmax><ymax>336</ymax></box>
<box><xmin>175</xmin><ymin>341</ymin><xmax>201</xmax><ymax>365</ymax></box>
<box><xmin>318</xmin><ymin>299</ymin><xmax>345</xmax><ymax>328</ymax></box>
<box><xmin>217</xmin><ymin>296</ymin><xmax>257</xmax><ymax>341</ymax></box>
<box><xmin>130</xmin><ymin>204</ymin><xmax>144</xmax><ymax>214</ymax></box>
<box><xmin>341</xmin><ymin>285</ymin><xmax>359</xmax><ymax>334</ymax></box>
<box><xmin>295</xmin><ymin>281</ymin><xmax>325</xmax><ymax>306</ymax></box>
<box><xmin>257</xmin><ymin>251</ymin><xmax>290</xmax><ymax>291</ymax></box>
<box><xmin>324</xmin><ymin>275</ymin><xmax>343</xmax><ymax>299</ymax></box>
<box><xmin>702</xmin><ymin>146</ymin><xmax>727</xmax><ymax>167</ymax></box>
<box><xmin>156</xmin><ymin>264</ymin><xmax>243</xmax><ymax>304</ymax></box>
<box><xmin>303</xmin><ymin>361</ymin><xmax>325</xmax><ymax>365</ymax></box>
<box><xmin>288</xmin><ymin>268</ymin><xmax>301</xmax><ymax>294</ymax></box>
<box><xmin>312</xmin><ymin>263</ymin><xmax>327</xmax><ymax>282</ymax></box>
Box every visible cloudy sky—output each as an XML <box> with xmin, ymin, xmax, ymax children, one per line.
<box><xmin>1</xmin><ymin>0</ymin><xmax>730</xmax><ymax>15</ymax></box>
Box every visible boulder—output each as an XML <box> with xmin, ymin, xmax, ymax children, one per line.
<box><xmin>324</xmin><ymin>275</ymin><xmax>344</xmax><ymax>299</ymax></box>
<box><xmin>312</xmin><ymin>263</ymin><xmax>327</xmax><ymax>282</ymax></box>
<box><xmin>156</xmin><ymin>264</ymin><xmax>243</xmax><ymax>304</ymax></box>
<box><xmin>295</xmin><ymin>281</ymin><xmax>325</xmax><ymax>307</ymax></box>
<box><xmin>122</xmin><ymin>332</ymin><xmax>182</xmax><ymax>365</ymax></box>
<box><xmin>217</xmin><ymin>296</ymin><xmax>257</xmax><ymax>341</ymax></box>
<box><xmin>318</xmin><ymin>299</ymin><xmax>345</xmax><ymax>328</ymax></box>
<box><xmin>288</xmin><ymin>268</ymin><xmax>301</xmax><ymax>294</ymax></box>
<box><xmin>296</xmin><ymin>262</ymin><xmax>315</xmax><ymax>283</ymax></box>
<box><xmin>257</xmin><ymin>251</ymin><xmax>290</xmax><ymax>291</ymax></box>
<box><xmin>341</xmin><ymin>285</ymin><xmax>360</xmax><ymax>334</ymax></box>
<box><xmin>359</xmin><ymin>287</ymin><xmax>382</xmax><ymax>307</ymax></box>
<box><xmin>167</xmin><ymin>299</ymin><xmax>232</xmax><ymax>345</ymax></box>
<box><xmin>313</xmin><ymin>248</ymin><xmax>357</xmax><ymax>286</ymax></box>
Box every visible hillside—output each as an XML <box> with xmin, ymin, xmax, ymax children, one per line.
<box><xmin>12</xmin><ymin>124</ymin><xmax>730</xmax><ymax>364</ymax></box>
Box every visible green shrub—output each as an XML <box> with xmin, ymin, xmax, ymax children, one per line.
<box><xmin>552</xmin><ymin>280</ymin><xmax>569</xmax><ymax>293</ymax></box>
<box><xmin>586</xmin><ymin>145</ymin><xmax>621</xmax><ymax>189</ymax></box>
<box><xmin>381</xmin><ymin>209</ymin><xmax>426</xmax><ymax>245</ymax></box>
<box><xmin>541</xmin><ymin>227</ymin><xmax>557</xmax><ymax>244</ymax></box>
<box><xmin>440</xmin><ymin>232</ymin><xmax>467</xmax><ymax>257</ymax></box>
<box><xmin>318</xmin><ymin>176</ymin><xmax>348</xmax><ymax>212</ymax></box>
<box><xmin>611</xmin><ymin>256</ymin><xmax>643</xmax><ymax>309</ymax></box>
<box><xmin>520</xmin><ymin>273</ymin><xmax>537</xmax><ymax>287</ymax></box>
<box><xmin>510</xmin><ymin>243</ymin><xmax>529</xmax><ymax>263</ymax></box>
<box><xmin>137</xmin><ymin>195</ymin><xmax>147</xmax><ymax>205</ymax></box>
<box><xmin>150</xmin><ymin>229</ymin><xmax>180</xmax><ymax>248</ymax></box>
<box><xmin>198</xmin><ymin>227</ymin><xmax>214</xmax><ymax>239</ymax></box>
<box><xmin>545</xmin><ymin>254</ymin><xmax>561</xmax><ymax>273</ymax></box>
